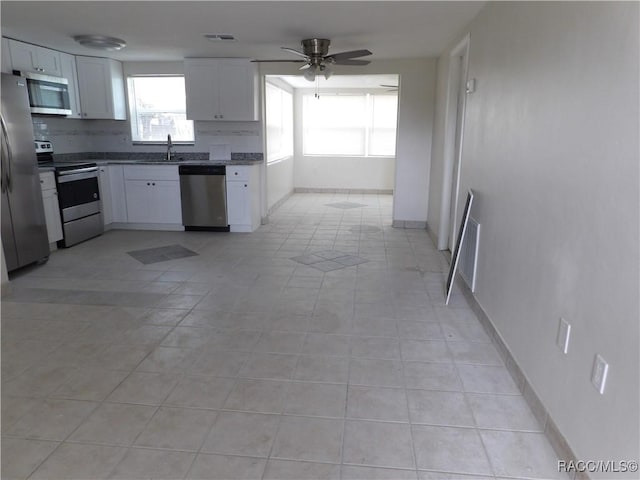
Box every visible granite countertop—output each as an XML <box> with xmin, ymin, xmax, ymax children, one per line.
<box><xmin>51</xmin><ymin>152</ymin><xmax>264</xmax><ymax>167</ymax></box>
<box><xmin>91</xmin><ymin>158</ymin><xmax>262</xmax><ymax>166</ymax></box>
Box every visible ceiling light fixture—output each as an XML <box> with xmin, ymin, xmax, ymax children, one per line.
<box><xmin>303</xmin><ymin>64</ymin><xmax>332</xmax><ymax>82</ymax></box>
<box><xmin>73</xmin><ymin>35</ymin><xmax>127</xmax><ymax>51</ymax></box>
<box><xmin>204</xmin><ymin>34</ymin><xmax>237</xmax><ymax>42</ymax></box>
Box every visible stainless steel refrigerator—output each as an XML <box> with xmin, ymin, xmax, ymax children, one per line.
<box><xmin>1</xmin><ymin>73</ymin><xmax>49</xmax><ymax>272</ymax></box>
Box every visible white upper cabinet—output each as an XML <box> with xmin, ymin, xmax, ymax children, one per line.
<box><xmin>75</xmin><ymin>56</ymin><xmax>126</xmax><ymax>120</ymax></box>
<box><xmin>184</xmin><ymin>58</ymin><xmax>258</xmax><ymax>121</ymax></box>
<box><xmin>1</xmin><ymin>38</ymin><xmax>12</xmax><ymax>74</ymax></box>
<box><xmin>8</xmin><ymin>39</ymin><xmax>62</xmax><ymax>76</ymax></box>
<box><xmin>59</xmin><ymin>52</ymin><xmax>82</xmax><ymax>118</ymax></box>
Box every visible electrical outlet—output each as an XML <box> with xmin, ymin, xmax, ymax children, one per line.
<box><xmin>591</xmin><ymin>354</ymin><xmax>609</xmax><ymax>394</ymax></box>
<box><xmin>556</xmin><ymin>318</ymin><xmax>571</xmax><ymax>354</ymax></box>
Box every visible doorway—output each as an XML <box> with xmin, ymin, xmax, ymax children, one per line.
<box><xmin>263</xmin><ymin>74</ymin><xmax>399</xmax><ymax>219</ymax></box>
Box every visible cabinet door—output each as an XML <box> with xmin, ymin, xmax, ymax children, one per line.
<box><xmin>1</xmin><ymin>38</ymin><xmax>12</xmax><ymax>74</ymax></box>
<box><xmin>76</xmin><ymin>56</ymin><xmax>113</xmax><ymax>118</ymax></box>
<box><xmin>217</xmin><ymin>60</ymin><xmax>257</xmax><ymax>121</ymax></box>
<box><xmin>108</xmin><ymin>165</ymin><xmax>127</xmax><ymax>222</ymax></box>
<box><xmin>98</xmin><ymin>166</ymin><xmax>112</xmax><ymax>225</ymax></box>
<box><xmin>59</xmin><ymin>52</ymin><xmax>82</xmax><ymax>118</ymax></box>
<box><xmin>41</xmin><ymin>188</ymin><xmax>63</xmax><ymax>243</ymax></box>
<box><xmin>76</xmin><ymin>56</ymin><xmax>125</xmax><ymax>120</ymax></box>
<box><xmin>125</xmin><ymin>180</ymin><xmax>153</xmax><ymax>224</ymax></box>
<box><xmin>226</xmin><ymin>180</ymin><xmax>249</xmax><ymax>226</ymax></box>
<box><xmin>8</xmin><ymin>40</ymin><xmax>38</xmax><ymax>72</ymax></box>
<box><xmin>152</xmin><ymin>181</ymin><xmax>182</xmax><ymax>224</ymax></box>
<box><xmin>35</xmin><ymin>46</ymin><xmax>62</xmax><ymax>76</ymax></box>
<box><xmin>184</xmin><ymin>60</ymin><xmax>218</xmax><ymax>121</ymax></box>
<box><xmin>8</xmin><ymin>40</ymin><xmax>61</xmax><ymax>76</ymax></box>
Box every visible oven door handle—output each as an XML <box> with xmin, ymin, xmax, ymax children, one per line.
<box><xmin>57</xmin><ymin>166</ymin><xmax>99</xmax><ymax>176</ymax></box>
<box><xmin>57</xmin><ymin>168</ymin><xmax>99</xmax><ymax>183</ymax></box>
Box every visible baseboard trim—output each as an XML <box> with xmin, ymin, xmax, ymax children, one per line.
<box><xmin>110</xmin><ymin>223</ymin><xmax>185</xmax><ymax>231</ymax></box>
<box><xmin>392</xmin><ymin>220</ymin><xmax>427</xmax><ymax>229</ymax></box>
<box><xmin>455</xmin><ymin>276</ymin><xmax>583</xmax><ymax>479</ymax></box>
<box><xmin>426</xmin><ymin>222</ymin><xmax>439</xmax><ymax>247</ymax></box>
<box><xmin>294</xmin><ymin>187</ymin><xmax>393</xmax><ymax>194</ymax></box>
<box><xmin>268</xmin><ymin>190</ymin><xmax>294</xmax><ymax>215</ymax></box>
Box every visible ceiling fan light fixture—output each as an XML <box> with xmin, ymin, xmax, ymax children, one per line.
<box><xmin>73</xmin><ymin>35</ymin><xmax>126</xmax><ymax>51</ymax></box>
<box><xmin>303</xmin><ymin>66</ymin><xmax>317</xmax><ymax>82</ymax></box>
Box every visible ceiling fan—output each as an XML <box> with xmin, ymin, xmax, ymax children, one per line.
<box><xmin>252</xmin><ymin>38</ymin><xmax>372</xmax><ymax>81</ymax></box>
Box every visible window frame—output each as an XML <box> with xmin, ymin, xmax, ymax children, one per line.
<box><xmin>127</xmin><ymin>74</ymin><xmax>195</xmax><ymax>145</ymax></box>
<box><xmin>265</xmin><ymin>80</ymin><xmax>294</xmax><ymax>164</ymax></box>
<box><xmin>301</xmin><ymin>90</ymin><xmax>398</xmax><ymax>158</ymax></box>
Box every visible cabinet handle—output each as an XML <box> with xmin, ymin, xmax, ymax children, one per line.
<box><xmin>40</xmin><ymin>179</ymin><xmax>44</xmax><ymax>183</ymax></box>
<box><xmin>220</xmin><ymin>115</ymin><xmax>224</xmax><ymax>119</ymax></box>
<box><xmin>152</xmin><ymin>182</ymin><xmax>155</xmax><ymax>186</ymax></box>
<box><xmin>234</xmin><ymin>172</ymin><xmax>238</xmax><ymax>175</ymax></box>
<box><xmin>147</xmin><ymin>182</ymin><xmax>150</xmax><ymax>186</ymax></box>
<box><xmin>244</xmin><ymin>184</ymin><xmax>247</xmax><ymax>187</ymax></box>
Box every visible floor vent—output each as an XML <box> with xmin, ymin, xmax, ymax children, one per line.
<box><xmin>460</xmin><ymin>216</ymin><xmax>480</xmax><ymax>292</ymax></box>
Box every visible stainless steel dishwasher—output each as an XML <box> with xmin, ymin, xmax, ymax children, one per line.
<box><xmin>179</xmin><ymin>165</ymin><xmax>230</xmax><ymax>231</ymax></box>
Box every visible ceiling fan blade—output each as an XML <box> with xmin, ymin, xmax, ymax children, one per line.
<box><xmin>325</xmin><ymin>49</ymin><xmax>372</xmax><ymax>61</ymax></box>
<box><xmin>281</xmin><ymin>47</ymin><xmax>310</xmax><ymax>59</ymax></box>
<box><xmin>380</xmin><ymin>84</ymin><xmax>398</xmax><ymax>88</ymax></box>
<box><xmin>332</xmin><ymin>59</ymin><xmax>371</xmax><ymax>66</ymax></box>
<box><xmin>299</xmin><ymin>64</ymin><xmax>311</xmax><ymax>70</ymax></box>
<box><xmin>251</xmin><ymin>59</ymin><xmax>306</xmax><ymax>63</ymax></box>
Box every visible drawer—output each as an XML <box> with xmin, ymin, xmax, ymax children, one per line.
<box><xmin>124</xmin><ymin>165</ymin><xmax>179</xmax><ymax>181</ymax></box>
<box><xmin>39</xmin><ymin>171</ymin><xmax>56</xmax><ymax>191</ymax></box>
<box><xmin>226</xmin><ymin>165</ymin><xmax>250</xmax><ymax>182</ymax></box>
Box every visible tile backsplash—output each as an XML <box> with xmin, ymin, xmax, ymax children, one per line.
<box><xmin>32</xmin><ymin>116</ymin><xmax>263</xmax><ymax>155</ymax></box>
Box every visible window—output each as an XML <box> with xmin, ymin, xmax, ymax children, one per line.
<box><xmin>127</xmin><ymin>76</ymin><xmax>194</xmax><ymax>143</ymax></box>
<box><xmin>302</xmin><ymin>92</ymin><xmax>398</xmax><ymax>156</ymax></box>
<box><xmin>265</xmin><ymin>82</ymin><xmax>293</xmax><ymax>162</ymax></box>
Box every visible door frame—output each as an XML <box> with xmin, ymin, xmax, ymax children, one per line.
<box><xmin>437</xmin><ymin>34</ymin><xmax>470</xmax><ymax>251</ymax></box>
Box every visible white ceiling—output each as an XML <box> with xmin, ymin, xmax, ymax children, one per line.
<box><xmin>1</xmin><ymin>1</ymin><xmax>485</xmax><ymax>62</ymax></box>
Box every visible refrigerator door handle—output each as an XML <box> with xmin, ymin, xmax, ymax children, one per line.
<box><xmin>0</xmin><ymin>114</ymin><xmax>12</xmax><ymax>192</ymax></box>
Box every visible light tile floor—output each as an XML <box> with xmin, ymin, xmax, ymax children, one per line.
<box><xmin>2</xmin><ymin>193</ymin><xmax>566</xmax><ymax>479</ymax></box>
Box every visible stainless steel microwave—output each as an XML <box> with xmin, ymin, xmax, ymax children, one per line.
<box><xmin>17</xmin><ymin>71</ymin><xmax>72</xmax><ymax>115</ymax></box>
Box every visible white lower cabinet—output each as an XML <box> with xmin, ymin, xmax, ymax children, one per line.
<box><xmin>39</xmin><ymin>171</ymin><xmax>63</xmax><ymax>243</ymax></box>
<box><xmin>98</xmin><ymin>166</ymin><xmax>113</xmax><ymax>226</ymax></box>
<box><xmin>107</xmin><ymin>165</ymin><xmax>128</xmax><ymax>223</ymax></box>
<box><xmin>123</xmin><ymin>165</ymin><xmax>181</xmax><ymax>225</ymax></box>
<box><xmin>226</xmin><ymin>165</ymin><xmax>260</xmax><ymax>232</ymax></box>
<box><xmin>94</xmin><ymin>163</ymin><xmax>262</xmax><ymax>232</ymax></box>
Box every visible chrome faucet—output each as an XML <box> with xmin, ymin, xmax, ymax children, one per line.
<box><xmin>166</xmin><ymin>134</ymin><xmax>174</xmax><ymax>161</ymax></box>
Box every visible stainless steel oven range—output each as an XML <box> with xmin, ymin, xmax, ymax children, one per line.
<box><xmin>36</xmin><ymin>142</ymin><xmax>103</xmax><ymax>247</ymax></box>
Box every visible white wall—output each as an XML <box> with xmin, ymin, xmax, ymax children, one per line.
<box><xmin>429</xmin><ymin>2</ymin><xmax>639</xmax><ymax>472</ymax></box>
<box><xmin>267</xmin><ymin>157</ymin><xmax>294</xmax><ymax>211</ymax></box>
<box><xmin>261</xmin><ymin>59</ymin><xmax>436</xmax><ymax>225</ymax></box>
<box><xmin>426</xmin><ymin>53</ymin><xmax>451</xmax><ymax>240</ymax></box>
<box><xmin>294</xmin><ymin>155</ymin><xmax>395</xmax><ymax>191</ymax></box>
